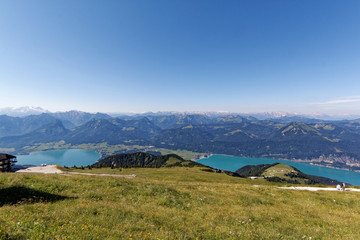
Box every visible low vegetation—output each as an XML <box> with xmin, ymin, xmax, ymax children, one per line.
<box><xmin>1</xmin><ymin>167</ymin><xmax>360</xmax><ymax>239</ymax></box>
<box><xmin>236</xmin><ymin>163</ymin><xmax>344</xmax><ymax>185</ymax></box>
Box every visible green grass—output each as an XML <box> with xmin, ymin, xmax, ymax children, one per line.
<box><xmin>164</xmin><ymin>156</ymin><xmax>183</xmax><ymax>166</ymax></box>
<box><xmin>22</xmin><ymin>141</ymin><xmax>72</xmax><ymax>153</ymax></box>
<box><xmin>263</xmin><ymin>164</ymin><xmax>295</xmax><ymax>177</ymax></box>
<box><xmin>262</xmin><ymin>163</ymin><xmax>307</xmax><ymax>183</ymax></box>
<box><xmin>157</xmin><ymin>148</ymin><xmax>206</xmax><ymax>160</ymax></box>
<box><xmin>1</xmin><ymin>167</ymin><xmax>360</xmax><ymax>239</ymax></box>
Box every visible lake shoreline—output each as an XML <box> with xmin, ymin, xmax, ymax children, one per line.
<box><xmin>198</xmin><ymin>153</ymin><xmax>360</xmax><ymax>173</ymax></box>
<box><xmin>15</xmin><ymin>149</ymin><xmax>101</xmax><ymax>168</ymax></box>
<box><xmin>198</xmin><ymin>154</ymin><xmax>360</xmax><ymax>186</ymax></box>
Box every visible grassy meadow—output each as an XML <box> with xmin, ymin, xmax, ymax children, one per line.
<box><xmin>0</xmin><ymin>166</ymin><xmax>360</xmax><ymax>239</ymax></box>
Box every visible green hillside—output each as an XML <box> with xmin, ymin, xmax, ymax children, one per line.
<box><xmin>235</xmin><ymin>164</ymin><xmax>274</xmax><ymax>177</ymax></box>
<box><xmin>236</xmin><ymin>163</ymin><xmax>343</xmax><ymax>185</ymax></box>
<box><xmin>1</xmin><ymin>167</ymin><xmax>360</xmax><ymax>239</ymax></box>
<box><xmin>92</xmin><ymin>152</ymin><xmax>201</xmax><ymax>168</ymax></box>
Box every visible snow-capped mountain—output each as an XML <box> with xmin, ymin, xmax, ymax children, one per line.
<box><xmin>0</xmin><ymin>106</ymin><xmax>50</xmax><ymax>117</ymax></box>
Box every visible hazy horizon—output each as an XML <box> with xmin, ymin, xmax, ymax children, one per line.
<box><xmin>1</xmin><ymin>105</ymin><xmax>360</xmax><ymax>120</ymax></box>
<box><xmin>1</xmin><ymin>1</ymin><xmax>359</xmax><ymax>115</ymax></box>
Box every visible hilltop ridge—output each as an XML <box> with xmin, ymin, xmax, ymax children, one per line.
<box><xmin>92</xmin><ymin>152</ymin><xmax>204</xmax><ymax>168</ymax></box>
<box><xmin>235</xmin><ymin>163</ymin><xmax>345</xmax><ymax>185</ymax></box>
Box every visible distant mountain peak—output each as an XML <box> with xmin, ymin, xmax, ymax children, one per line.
<box><xmin>0</xmin><ymin>106</ymin><xmax>49</xmax><ymax>117</ymax></box>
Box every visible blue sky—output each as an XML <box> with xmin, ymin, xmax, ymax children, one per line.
<box><xmin>0</xmin><ymin>0</ymin><xmax>359</xmax><ymax>115</ymax></box>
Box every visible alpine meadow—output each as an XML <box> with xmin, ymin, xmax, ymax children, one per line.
<box><xmin>1</xmin><ymin>1</ymin><xmax>360</xmax><ymax>239</ymax></box>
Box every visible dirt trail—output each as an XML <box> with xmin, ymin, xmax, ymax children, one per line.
<box><xmin>66</xmin><ymin>172</ymin><xmax>136</xmax><ymax>178</ymax></box>
<box><xmin>16</xmin><ymin>165</ymin><xmax>136</xmax><ymax>178</ymax></box>
<box><xmin>278</xmin><ymin>186</ymin><xmax>360</xmax><ymax>192</ymax></box>
<box><xmin>16</xmin><ymin>165</ymin><xmax>63</xmax><ymax>174</ymax></box>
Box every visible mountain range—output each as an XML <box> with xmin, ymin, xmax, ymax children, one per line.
<box><xmin>1</xmin><ymin>110</ymin><xmax>360</xmax><ymax>171</ymax></box>
<box><xmin>0</xmin><ymin>111</ymin><xmax>110</xmax><ymax>137</ymax></box>
<box><xmin>2</xmin><ymin>106</ymin><xmax>360</xmax><ymax>120</ymax></box>
<box><xmin>0</xmin><ymin>106</ymin><xmax>49</xmax><ymax>117</ymax></box>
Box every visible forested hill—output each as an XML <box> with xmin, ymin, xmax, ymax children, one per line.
<box><xmin>92</xmin><ymin>152</ymin><xmax>189</xmax><ymax>168</ymax></box>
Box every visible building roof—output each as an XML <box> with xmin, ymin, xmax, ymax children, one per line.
<box><xmin>0</xmin><ymin>153</ymin><xmax>16</xmax><ymax>161</ymax></box>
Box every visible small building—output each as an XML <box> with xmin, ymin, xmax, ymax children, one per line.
<box><xmin>0</xmin><ymin>153</ymin><xmax>17</xmax><ymax>172</ymax></box>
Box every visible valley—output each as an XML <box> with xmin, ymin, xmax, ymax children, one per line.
<box><xmin>1</xmin><ymin>111</ymin><xmax>360</xmax><ymax>171</ymax></box>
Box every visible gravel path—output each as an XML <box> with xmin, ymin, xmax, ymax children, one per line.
<box><xmin>16</xmin><ymin>165</ymin><xmax>63</xmax><ymax>174</ymax></box>
<box><xmin>278</xmin><ymin>186</ymin><xmax>360</xmax><ymax>192</ymax></box>
<box><xmin>66</xmin><ymin>172</ymin><xmax>136</xmax><ymax>178</ymax></box>
<box><xmin>15</xmin><ymin>165</ymin><xmax>136</xmax><ymax>178</ymax></box>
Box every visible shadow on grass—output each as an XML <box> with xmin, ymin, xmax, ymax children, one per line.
<box><xmin>0</xmin><ymin>186</ymin><xmax>69</xmax><ymax>206</ymax></box>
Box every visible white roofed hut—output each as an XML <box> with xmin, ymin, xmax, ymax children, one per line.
<box><xmin>0</xmin><ymin>153</ymin><xmax>17</xmax><ymax>172</ymax></box>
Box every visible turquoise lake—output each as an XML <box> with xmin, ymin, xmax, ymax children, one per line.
<box><xmin>197</xmin><ymin>155</ymin><xmax>360</xmax><ymax>186</ymax></box>
<box><xmin>16</xmin><ymin>149</ymin><xmax>101</xmax><ymax>167</ymax></box>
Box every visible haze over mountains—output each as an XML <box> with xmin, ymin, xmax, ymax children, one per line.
<box><xmin>2</xmin><ymin>106</ymin><xmax>360</xmax><ymax>120</ymax></box>
<box><xmin>1</xmin><ymin>108</ymin><xmax>360</xmax><ymax>172</ymax></box>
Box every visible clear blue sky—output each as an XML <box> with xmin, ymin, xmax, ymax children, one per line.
<box><xmin>0</xmin><ymin>0</ymin><xmax>359</xmax><ymax>115</ymax></box>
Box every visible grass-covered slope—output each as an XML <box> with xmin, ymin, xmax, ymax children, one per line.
<box><xmin>236</xmin><ymin>163</ymin><xmax>344</xmax><ymax>185</ymax></box>
<box><xmin>235</xmin><ymin>164</ymin><xmax>274</xmax><ymax>177</ymax></box>
<box><xmin>1</xmin><ymin>167</ymin><xmax>360</xmax><ymax>239</ymax></box>
<box><xmin>92</xmin><ymin>152</ymin><xmax>189</xmax><ymax>168</ymax></box>
<box><xmin>94</xmin><ymin>152</ymin><xmax>345</xmax><ymax>185</ymax></box>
